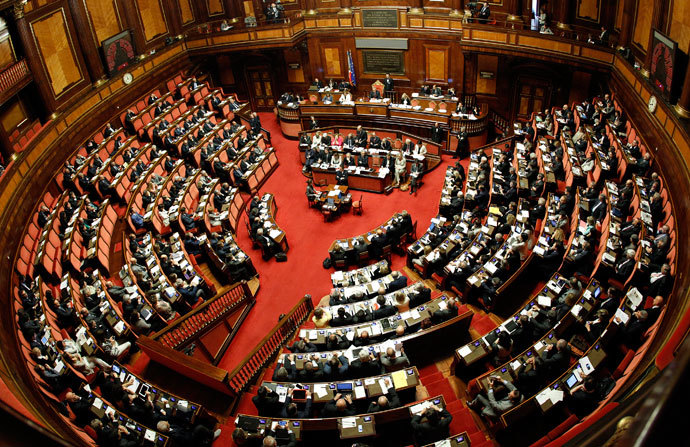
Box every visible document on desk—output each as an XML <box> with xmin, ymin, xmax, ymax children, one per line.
<box><xmin>535</xmin><ymin>390</ymin><xmax>550</xmax><ymax>406</ymax></box>
<box><xmin>458</xmin><ymin>345</ymin><xmax>472</xmax><ymax>357</ymax></box>
<box><xmin>626</xmin><ymin>287</ymin><xmax>643</xmax><ymax>308</ymax></box>
<box><xmin>537</xmin><ymin>295</ymin><xmax>552</xmax><ymax>307</ymax></box>
<box><xmin>314</xmin><ymin>384</ymin><xmax>328</xmax><ymax>399</ymax></box>
<box><xmin>409</xmin><ymin>401</ymin><xmax>431</xmax><ymax>416</ymax></box>
<box><xmin>578</xmin><ymin>356</ymin><xmax>595</xmax><ymax>376</ymax></box>
<box><xmin>391</xmin><ymin>370</ymin><xmax>409</xmax><ymax>389</ymax></box>
<box><xmin>341</xmin><ymin>417</ymin><xmax>357</xmax><ymax>428</ymax></box>
<box><xmin>277</xmin><ymin>385</ymin><xmax>288</xmax><ymax>403</ymax></box>
<box><xmin>354</xmin><ymin>385</ymin><xmax>366</xmax><ymax>399</ymax></box>
<box><xmin>614</xmin><ymin>308</ymin><xmax>630</xmax><ymax>325</ymax></box>
<box><xmin>378</xmin><ymin>378</ymin><xmax>389</xmax><ymax>395</ymax></box>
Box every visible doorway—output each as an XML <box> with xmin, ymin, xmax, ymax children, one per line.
<box><xmin>514</xmin><ymin>77</ymin><xmax>552</xmax><ymax>121</ymax></box>
<box><xmin>245</xmin><ymin>68</ymin><xmax>276</xmax><ymax>112</ymax></box>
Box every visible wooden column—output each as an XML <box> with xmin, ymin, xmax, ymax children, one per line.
<box><xmin>643</xmin><ymin>0</ymin><xmax>666</xmax><ymax>76</ymax></box>
<box><xmin>163</xmin><ymin>0</ymin><xmax>183</xmax><ymax>37</ymax></box>
<box><xmin>674</xmin><ymin>68</ymin><xmax>690</xmax><ymax>119</ymax></box>
<box><xmin>119</xmin><ymin>0</ymin><xmax>147</xmax><ymax>55</ymax></box>
<box><xmin>556</xmin><ymin>0</ymin><xmax>571</xmax><ymax>28</ymax></box>
<box><xmin>618</xmin><ymin>0</ymin><xmax>634</xmax><ymax>48</ymax></box>
<box><xmin>66</xmin><ymin>0</ymin><xmax>107</xmax><ymax>81</ymax></box>
<box><xmin>12</xmin><ymin>2</ymin><xmax>56</xmax><ymax>114</ymax></box>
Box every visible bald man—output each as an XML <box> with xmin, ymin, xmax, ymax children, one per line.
<box><xmin>367</xmin><ymin>385</ymin><xmax>400</xmax><ymax>413</ymax></box>
<box><xmin>322</xmin><ymin>393</ymin><xmax>356</xmax><ymax>417</ymax></box>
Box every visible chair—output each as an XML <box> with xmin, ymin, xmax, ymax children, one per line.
<box><xmin>352</xmin><ymin>195</ymin><xmax>363</xmax><ymax>215</ymax></box>
<box><xmin>381</xmin><ymin>245</ymin><xmax>392</xmax><ymax>264</ymax></box>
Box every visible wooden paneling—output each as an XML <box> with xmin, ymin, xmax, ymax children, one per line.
<box><xmin>135</xmin><ymin>0</ymin><xmax>168</xmax><ymax>42</ymax></box>
<box><xmin>323</xmin><ymin>47</ymin><xmax>342</xmax><ymax>77</ymax></box>
<box><xmin>30</xmin><ymin>9</ymin><xmax>83</xmax><ymax>97</ymax></box>
<box><xmin>83</xmin><ymin>0</ymin><xmax>122</xmax><ymax>45</ymax></box>
<box><xmin>577</xmin><ymin>0</ymin><xmax>600</xmax><ymax>22</ymax></box>
<box><xmin>0</xmin><ymin>37</ymin><xmax>15</xmax><ymax>69</ymax></box>
<box><xmin>615</xmin><ymin>0</ymin><xmax>624</xmax><ymax>30</ymax></box>
<box><xmin>476</xmin><ymin>54</ymin><xmax>497</xmax><ymax>95</ymax></box>
<box><xmin>207</xmin><ymin>0</ymin><xmax>224</xmax><ymax>16</ymax></box>
<box><xmin>1</xmin><ymin>100</ymin><xmax>27</xmax><ymax>133</ymax></box>
<box><xmin>178</xmin><ymin>0</ymin><xmax>194</xmax><ymax>24</ymax></box>
<box><xmin>425</xmin><ymin>46</ymin><xmax>448</xmax><ymax>82</ymax></box>
<box><xmin>632</xmin><ymin>0</ymin><xmax>653</xmax><ymax>51</ymax></box>
<box><xmin>669</xmin><ymin>0</ymin><xmax>690</xmax><ymax>53</ymax></box>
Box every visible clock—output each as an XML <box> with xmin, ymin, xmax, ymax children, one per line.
<box><xmin>123</xmin><ymin>73</ymin><xmax>133</xmax><ymax>85</ymax></box>
<box><xmin>648</xmin><ymin>95</ymin><xmax>658</xmax><ymax>113</ymax></box>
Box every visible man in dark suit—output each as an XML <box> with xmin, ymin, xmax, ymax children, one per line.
<box><xmin>430</xmin><ymin>298</ymin><xmax>459</xmax><ymax>324</ymax></box>
<box><xmin>387</xmin><ymin>271</ymin><xmax>408</xmax><ymax>292</ymax></box>
<box><xmin>614</xmin><ymin>249</ymin><xmax>636</xmax><ymax>281</ymax></box>
<box><xmin>249</xmin><ymin>112</ymin><xmax>261</xmax><ymax>134</ymax></box>
<box><xmin>330</xmin><ymin>307</ymin><xmax>354</xmax><ymax>327</ymax></box>
<box><xmin>648</xmin><ymin>264</ymin><xmax>673</xmax><ymax>297</ymax></box>
<box><xmin>409</xmin><ymin>283</ymin><xmax>432</xmax><ymax>308</ymax></box>
<box><xmin>372</xmin><ymin>295</ymin><xmax>396</xmax><ymax>320</ymax></box>
<box><xmin>252</xmin><ymin>386</ymin><xmax>281</xmax><ymax>416</ymax></box>
<box><xmin>369</xmin><ymin>85</ymin><xmax>381</xmax><ymax>99</ymax></box>
<box><xmin>476</xmin><ymin>2</ymin><xmax>491</xmax><ymax>23</ymax></box>
<box><xmin>383</xmin><ymin>73</ymin><xmax>394</xmax><ymax>92</ymax></box>
<box><xmin>411</xmin><ymin>405</ymin><xmax>453</xmax><ymax>446</ymax></box>
<box><xmin>619</xmin><ymin>310</ymin><xmax>649</xmax><ymax>349</ymax></box>
<box><xmin>369</xmin><ymin>229</ymin><xmax>387</xmax><ymax>259</ymax></box>
<box><xmin>369</xmin><ymin>132</ymin><xmax>382</xmax><ymax>148</ymax></box>
<box><xmin>335</xmin><ymin>167</ymin><xmax>348</xmax><ymax>186</ymax></box>
<box><xmin>280</xmin><ymin>389</ymin><xmax>312</xmax><ymax>418</ymax></box>
<box><xmin>597</xmin><ymin>287</ymin><xmax>620</xmax><ymax>315</ymax></box>
<box><xmin>322</xmin><ymin>394</ymin><xmax>356</xmax><ymax>417</ymax></box>
<box><xmin>355</xmin><ymin>126</ymin><xmax>368</xmax><ymax>146</ymax></box>
<box><xmin>430</xmin><ymin>122</ymin><xmax>443</xmax><ymax>144</ymax></box>
<box><xmin>367</xmin><ymin>388</ymin><xmax>400</xmax><ymax>413</ymax></box>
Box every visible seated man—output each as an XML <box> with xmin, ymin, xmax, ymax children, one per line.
<box><xmin>468</xmin><ymin>377</ymin><xmax>523</xmax><ymax>420</ymax></box>
<box><xmin>321</xmin><ymin>393</ymin><xmax>356</xmax><ymax>417</ymax></box>
<box><xmin>252</xmin><ymin>385</ymin><xmax>281</xmax><ymax>416</ymax></box>
<box><xmin>380</xmin><ymin>347</ymin><xmax>410</xmax><ymax>372</ymax></box>
<box><xmin>366</xmin><ymin>386</ymin><xmax>401</xmax><ymax>413</ymax></box>
<box><xmin>280</xmin><ymin>388</ymin><xmax>312</xmax><ymax>418</ymax></box>
<box><xmin>411</xmin><ymin>404</ymin><xmax>453</xmax><ymax>445</ymax></box>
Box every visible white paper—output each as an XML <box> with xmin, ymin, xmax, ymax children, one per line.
<box><xmin>458</xmin><ymin>345</ymin><xmax>472</xmax><ymax>357</ymax></box>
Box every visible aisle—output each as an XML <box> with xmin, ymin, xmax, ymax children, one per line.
<box><xmin>216</xmin><ymin>113</ymin><xmax>448</xmax><ymax>373</ymax></box>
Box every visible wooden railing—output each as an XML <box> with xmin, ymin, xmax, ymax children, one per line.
<box><xmin>151</xmin><ymin>281</ymin><xmax>255</xmax><ymax>363</ymax></box>
<box><xmin>0</xmin><ymin>59</ymin><xmax>29</xmax><ymax>94</ymax></box>
<box><xmin>226</xmin><ymin>294</ymin><xmax>314</xmax><ymax>393</ymax></box>
<box><xmin>489</xmin><ymin>109</ymin><xmax>511</xmax><ymax>136</ymax></box>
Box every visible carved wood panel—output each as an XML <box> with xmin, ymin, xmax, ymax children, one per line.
<box><xmin>207</xmin><ymin>0</ymin><xmax>224</xmax><ymax>16</ymax></box>
<box><xmin>476</xmin><ymin>54</ymin><xmax>497</xmax><ymax>95</ymax></box>
<box><xmin>0</xmin><ymin>36</ymin><xmax>15</xmax><ymax>69</ymax></box>
<box><xmin>83</xmin><ymin>0</ymin><xmax>123</xmax><ymax>46</ymax></box>
<box><xmin>30</xmin><ymin>9</ymin><xmax>83</xmax><ymax>97</ymax></box>
<box><xmin>178</xmin><ymin>0</ymin><xmax>195</xmax><ymax>25</ymax></box>
<box><xmin>577</xmin><ymin>0</ymin><xmax>600</xmax><ymax>23</ymax></box>
<box><xmin>632</xmin><ymin>0</ymin><xmax>653</xmax><ymax>51</ymax></box>
<box><xmin>424</xmin><ymin>45</ymin><xmax>448</xmax><ymax>82</ymax></box>
<box><xmin>669</xmin><ymin>0</ymin><xmax>690</xmax><ymax>54</ymax></box>
<box><xmin>323</xmin><ymin>47</ymin><xmax>343</xmax><ymax>77</ymax></box>
<box><xmin>134</xmin><ymin>0</ymin><xmax>168</xmax><ymax>42</ymax></box>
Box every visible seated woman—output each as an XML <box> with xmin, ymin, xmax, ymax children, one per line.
<box><xmin>332</xmin><ymin>132</ymin><xmax>344</xmax><ymax>148</ymax></box>
<box><xmin>394</xmin><ymin>291</ymin><xmax>410</xmax><ymax>313</ymax></box>
<box><xmin>400</xmin><ymin>93</ymin><xmax>412</xmax><ymax>105</ymax></box>
<box><xmin>311</xmin><ymin>307</ymin><xmax>332</xmax><ymax>328</ymax></box>
<box><xmin>330</xmin><ymin>152</ymin><xmax>342</xmax><ymax>168</ymax></box>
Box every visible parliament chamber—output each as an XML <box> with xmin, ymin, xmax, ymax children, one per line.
<box><xmin>0</xmin><ymin>0</ymin><xmax>689</xmax><ymax>446</ymax></box>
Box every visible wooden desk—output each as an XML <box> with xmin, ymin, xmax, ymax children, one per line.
<box><xmin>422</xmin><ymin>432</ymin><xmax>471</xmax><ymax>447</ymax></box>
<box><xmin>339</xmin><ymin>415</ymin><xmax>375</xmax><ymax>439</ymax></box>
<box><xmin>313</xmin><ymin>165</ymin><xmax>391</xmax><ymax>194</ymax></box>
<box><xmin>257</xmin><ymin>193</ymin><xmax>288</xmax><ymax>252</ymax></box>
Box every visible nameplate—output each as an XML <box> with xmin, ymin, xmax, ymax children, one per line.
<box><xmin>362</xmin><ymin>50</ymin><xmax>405</xmax><ymax>75</ymax></box>
<box><xmin>362</xmin><ymin>9</ymin><xmax>398</xmax><ymax>28</ymax></box>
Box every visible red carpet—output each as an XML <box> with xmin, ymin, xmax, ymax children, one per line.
<box><xmin>216</xmin><ymin>112</ymin><xmax>449</xmax><ymax>373</ymax></box>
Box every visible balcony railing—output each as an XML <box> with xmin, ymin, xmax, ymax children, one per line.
<box><xmin>0</xmin><ymin>60</ymin><xmax>30</xmax><ymax>94</ymax></box>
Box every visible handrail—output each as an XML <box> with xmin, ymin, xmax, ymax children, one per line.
<box><xmin>226</xmin><ymin>294</ymin><xmax>314</xmax><ymax>393</ymax></box>
<box><xmin>151</xmin><ymin>280</ymin><xmax>254</xmax><ymax>350</ymax></box>
<box><xmin>0</xmin><ymin>59</ymin><xmax>29</xmax><ymax>94</ymax></box>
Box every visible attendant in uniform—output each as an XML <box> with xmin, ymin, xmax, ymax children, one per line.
<box><xmin>383</xmin><ymin>73</ymin><xmax>394</xmax><ymax>92</ymax></box>
<box><xmin>335</xmin><ymin>166</ymin><xmax>348</xmax><ymax>186</ymax></box>
<box><xmin>455</xmin><ymin>126</ymin><xmax>469</xmax><ymax>159</ymax></box>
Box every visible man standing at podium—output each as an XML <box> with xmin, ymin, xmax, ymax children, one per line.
<box><xmin>383</xmin><ymin>73</ymin><xmax>394</xmax><ymax>93</ymax></box>
<box><xmin>455</xmin><ymin>126</ymin><xmax>469</xmax><ymax>159</ymax></box>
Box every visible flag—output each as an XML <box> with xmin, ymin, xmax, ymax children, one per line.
<box><xmin>347</xmin><ymin>50</ymin><xmax>356</xmax><ymax>87</ymax></box>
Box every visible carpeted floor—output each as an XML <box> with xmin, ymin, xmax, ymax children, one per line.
<box><xmin>215</xmin><ymin>112</ymin><xmax>451</xmax><ymax>374</ymax></box>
